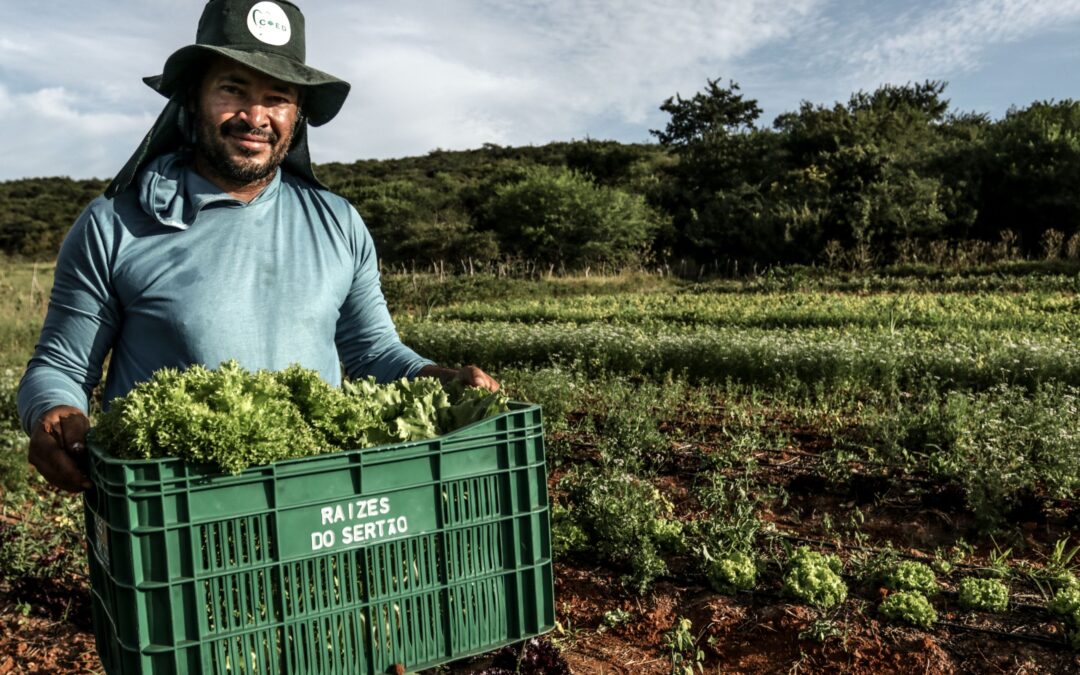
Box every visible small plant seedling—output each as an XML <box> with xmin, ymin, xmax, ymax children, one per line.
<box><xmin>1039</xmin><ymin>537</ymin><xmax>1080</xmax><ymax>582</ymax></box>
<box><xmin>798</xmin><ymin>618</ymin><xmax>844</xmax><ymax>645</ymax></box>
<box><xmin>928</xmin><ymin>557</ymin><xmax>954</xmax><ymax>574</ymax></box>
<box><xmin>986</xmin><ymin>540</ymin><xmax>1014</xmax><ymax>579</ymax></box>
<box><xmin>599</xmin><ymin>608</ymin><xmax>632</xmax><ymax>632</ymax></box>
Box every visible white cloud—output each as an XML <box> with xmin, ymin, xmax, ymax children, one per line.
<box><xmin>0</xmin><ymin>37</ymin><xmax>32</xmax><ymax>54</ymax></box>
<box><xmin>840</xmin><ymin>0</ymin><xmax>1080</xmax><ymax>84</ymax></box>
<box><xmin>1</xmin><ymin>0</ymin><xmax>1079</xmax><ymax>179</ymax></box>
<box><xmin>0</xmin><ymin>84</ymin><xmax>154</xmax><ymax>179</ymax></box>
<box><xmin>317</xmin><ymin>45</ymin><xmax>538</xmax><ymax>157</ymax></box>
<box><xmin>307</xmin><ymin>0</ymin><xmax>823</xmax><ymax>160</ymax></box>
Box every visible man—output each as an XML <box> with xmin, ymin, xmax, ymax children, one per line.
<box><xmin>17</xmin><ymin>0</ymin><xmax>498</xmax><ymax>493</ymax></box>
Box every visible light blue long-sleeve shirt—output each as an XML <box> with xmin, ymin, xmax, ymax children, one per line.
<box><xmin>17</xmin><ymin>152</ymin><xmax>433</xmax><ymax>434</ymax></box>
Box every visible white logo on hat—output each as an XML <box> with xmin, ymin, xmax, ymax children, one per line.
<box><xmin>247</xmin><ymin>1</ymin><xmax>291</xmax><ymax>46</ymax></box>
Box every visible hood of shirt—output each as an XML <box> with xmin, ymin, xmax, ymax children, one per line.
<box><xmin>137</xmin><ymin>151</ymin><xmax>282</xmax><ymax>230</ymax></box>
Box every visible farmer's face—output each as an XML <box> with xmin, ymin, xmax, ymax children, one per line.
<box><xmin>193</xmin><ymin>57</ymin><xmax>301</xmax><ymax>185</ymax></box>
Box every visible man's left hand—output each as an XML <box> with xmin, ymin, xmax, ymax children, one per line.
<box><xmin>418</xmin><ymin>364</ymin><xmax>500</xmax><ymax>392</ymax></box>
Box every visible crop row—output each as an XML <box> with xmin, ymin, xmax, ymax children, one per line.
<box><xmin>399</xmin><ymin>320</ymin><xmax>1080</xmax><ymax>390</ymax></box>
<box><xmin>502</xmin><ymin>363</ymin><xmax>1079</xmax><ymax>526</ymax></box>
<box><xmin>425</xmin><ymin>291</ymin><xmax>1080</xmax><ymax>334</ymax></box>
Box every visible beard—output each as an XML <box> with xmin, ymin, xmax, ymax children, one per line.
<box><xmin>192</xmin><ymin>112</ymin><xmax>295</xmax><ymax>185</ymax></box>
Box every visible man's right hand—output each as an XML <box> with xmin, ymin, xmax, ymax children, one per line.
<box><xmin>29</xmin><ymin>405</ymin><xmax>92</xmax><ymax>493</ymax></box>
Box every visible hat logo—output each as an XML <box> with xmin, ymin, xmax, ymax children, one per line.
<box><xmin>247</xmin><ymin>1</ymin><xmax>291</xmax><ymax>46</ymax></box>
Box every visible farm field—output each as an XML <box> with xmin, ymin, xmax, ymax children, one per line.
<box><xmin>1</xmin><ymin>262</ymin><xmax>1080</xmax><ymax>673</ymax></box>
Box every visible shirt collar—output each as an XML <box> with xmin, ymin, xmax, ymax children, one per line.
<box><xmin>183</xmin><ymin>164</ymin><xmax>283</xmax><ymax>211</ymax></box>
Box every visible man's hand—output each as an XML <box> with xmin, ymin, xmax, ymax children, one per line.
<box><xmin>29</xmin><ymin>405</ymin><xmax>92</xmax><ymax>493</ymax></box>
<box><xmin>418</xmin><ymin>364</ymin><xmax>501</xmax><ymax>392</ymax></box>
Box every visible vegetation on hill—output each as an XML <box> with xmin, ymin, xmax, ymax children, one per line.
<box><xmin>2</xmin><ymin>80</ymin><xmax>1079</xmax><ymax>270</ymax></box>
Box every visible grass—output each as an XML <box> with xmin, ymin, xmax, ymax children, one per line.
<box><xmin>0</xmin><ymin>258</ymin><xmax>52</xmax><ymax>368</ymax></box>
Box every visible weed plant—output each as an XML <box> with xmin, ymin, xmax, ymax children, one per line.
<box><xmin>0</xmin><ymin>369</ymin><xmax>32</xmax><ymax>499</ymax></box>
<box><xmin>845</xmin><ymin>382</ymin><xmax>1080</xmax><ymax>529</ymax></box>
<box><xmin>507</xmin><ymin>365</ymin><xmax>1078</xmax><ymax>537</ymax></box>
<box><xmin>550</xmin><ymin>503</ymin><xmax>588</xmax><ymax>559</ymax></box>
<box><xmin>663</xmin><ymin>618</ymin><xmax>705</xmax><ymax>675</ymax></box>
<box><xmin>689</xmin><ymin>470</ymin><xmax>762</xmax><ymax>556</ymax></box>
<box><xmin>0</xmin><ymin>487</ymin><xmax>86</xmax><ymax>587</ymax></box>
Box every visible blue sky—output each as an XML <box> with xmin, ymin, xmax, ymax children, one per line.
<box><xmin>1</xmin><ymin>0</ymin><xmax>1079</xmax><ymax>180</ymax></box>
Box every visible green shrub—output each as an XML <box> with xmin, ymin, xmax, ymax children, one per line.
<box><xmin>550</xmin><ymin>503</ymin><xmax>588</xmax><ymax>559</ymax></box>
<box><xmin>783</xmin><ymin>547</ymin><xmax>847</xmax><ymax>609</ymax></box>
<box><xmin>705</xmin><ymin>550</ymin><xmax>757</xmax><ymax>594</ymax></box>
<box><xmin>484</xmin><ymin>164</ymin><xmax>661</xmax><ymax>268</ymax></box>
<box><xmin>879</xmin><ymin>591</ymin><xmax>937</xmax><ymax>628</ymax></box>
<box><xmin>920</xmin><ymin>384</ymin><xmax>1080</xmax><ymax>530</ymax></box>
<box><xmin>885</xmin><ymin>560</ymin><xmax>939</xmax><ymax>596</ymax></box>
<box><xmin>559</xmin><ymin>466</ymin><xmax>683</xmax><ymax>593</ymax></box>
<box><xmin>957</xmin><ymin>577</ymin><xmax>1009</xmax><ymax>613</ymax></box>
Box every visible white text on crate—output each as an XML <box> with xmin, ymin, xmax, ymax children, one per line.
<box><xmin>310</xmin><ymin>496</ymin><xmax>410</xmax><ymax>551</ymax></box>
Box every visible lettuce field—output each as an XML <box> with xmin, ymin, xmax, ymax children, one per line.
<box><xmin>2</xmin><ymin>262</ymin><xmax>1080</xmax><ymax>673</ymax></box>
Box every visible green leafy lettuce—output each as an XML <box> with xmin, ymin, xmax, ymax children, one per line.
<box><xmin>93</xmin><ymin>361</ymin><xmax>509</xmax><ymax>474</ymax></box>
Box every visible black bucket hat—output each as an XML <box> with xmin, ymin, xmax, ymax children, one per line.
<box><xmin>105</xmin><ymin>0</ymin><xmax>351</xmax><ymax>198</ymax></box>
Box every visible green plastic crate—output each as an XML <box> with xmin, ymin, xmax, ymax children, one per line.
<box><xmin>84</xmin><ymin>402</ymin><xmax>554</xmax><ymax>674</ymax></box>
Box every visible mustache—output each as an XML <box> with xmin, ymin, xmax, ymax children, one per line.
<box><xmin>220</xmin><ymin>118</ymin><xmax>279</xmax><ymax>145</ymax></box>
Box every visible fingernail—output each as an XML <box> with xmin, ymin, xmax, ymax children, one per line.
<box><xmin>71</xmin><ymin>442</ymin><xmax>86</xmax><ymax>452</ymax></box>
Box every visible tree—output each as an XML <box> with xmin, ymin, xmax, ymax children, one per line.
<box><xmin>768</xmin><ymin>82</ymin><xmax>957</xmax><ymax>257</ymax></box>
<box><xmin>973</xmin><ymin>100</ymin><xmax>1080</xmax><ymax>250</ymax></box>
<box><xmin>650</xmin><ymin>78</ymin><xmax>790</xmax><ymax>264</ymax></box>
<box><xmin>651</xmin><ymin>78</ymin><xmax>762</xmax><ymax>148</ymax></box>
